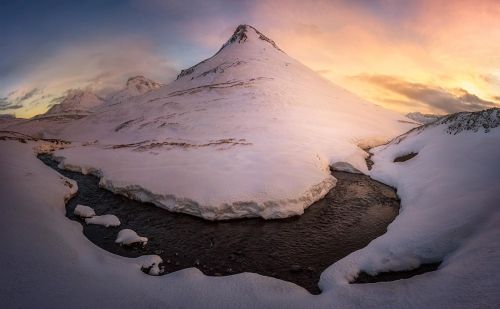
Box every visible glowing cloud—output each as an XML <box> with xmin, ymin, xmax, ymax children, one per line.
<box><xmin>1</xmin><ymin>0</ymin><xmax>499</xmax><ymax>117</ymax></box>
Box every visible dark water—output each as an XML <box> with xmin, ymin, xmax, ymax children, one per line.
<box><xmin>38</xmin><ymin>154</ymin><xmax>400</xmax><ymax>294</ymax></box>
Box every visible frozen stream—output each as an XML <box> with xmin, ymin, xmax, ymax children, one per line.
<box><xmin>39</xmin><ymin>153</ymin><xmax>400</xmax><ymax>294</ymax></box>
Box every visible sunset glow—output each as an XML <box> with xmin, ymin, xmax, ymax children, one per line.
<box><xmin>1</xmin><ymin>0</ymin><xmax>499</xmax><ymax>117</ymax></box>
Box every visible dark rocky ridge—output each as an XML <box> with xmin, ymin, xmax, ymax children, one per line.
<box><xmin>391</xmin><ymin>108</ymin><xmax>500</xmax><ymax>145</ymax></box>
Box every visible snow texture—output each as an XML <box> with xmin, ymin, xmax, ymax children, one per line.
<box><xmin>115</xmin><ymin>229</ymin><xmax>148</xmax><ymax>246</ymax></box>
<box><xmin>74</xmin><ymin>204</ymin><xmax>95</xmax><ymax>218</ymax></box>
<box><xmin>85</xmin><ymin>214</ymin><xmax>121</xmax><ymax>227</ymax></box>
<box><xmin>1</xmin><ymin>108</ymin><xmax>499</xmax><ymax>308</ymax></box>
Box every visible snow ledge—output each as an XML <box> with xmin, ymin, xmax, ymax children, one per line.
<box><xmin>55</xmin><ymin>156</ymin><xmax>336</xmax><ymax>220</ymax></box>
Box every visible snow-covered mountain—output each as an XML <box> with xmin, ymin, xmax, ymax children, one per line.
<box><xmin>44</xmin><ymin>89</ymin><xmax>105</xmax><ymax>115</ymax></box>
<box><xmin>106</xmin><ymin>75</ymin><xmax>163</xmax><ymax>105</ymax></box>
<box><xmin>1</xmin><ymin>76</ymin><xmax>162</xmax><ymax>137</ymax></box>
<box><xmin>52</xmin><ymin>24</ymin><xmax>416</xmax><ymax>220</ymax></box>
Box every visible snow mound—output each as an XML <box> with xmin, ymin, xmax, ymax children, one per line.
<box><xmin>85</xmin><ymin>214</ymin><xmax>121</xmax><ymax>227</ymax></box>
<box><xmin>53</xmin><ymin>24</ymin><xmax>416</xmax><ymax>220</ymax></box>
<box><xmin>115</xmin><ymin>229</ymin><xmax>148</xmax><ymax>246</ymax></box>
<box><xmin>73</xmin><ymin>204</ymin><xmax>95</xmax><ymax>218</ymax></box>
<box><xmin>138</xmin><ymin>255</ymin><xmax>163</xmax><ymax>275</ymax></box>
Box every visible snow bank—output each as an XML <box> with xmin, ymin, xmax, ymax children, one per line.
<box><xmin>115</xmin><ymin>229</ymin><xmax>148</xmax><ymax>246</ymax></box>
<box><xmin>74</xmin><ymin>204</ymin><xmax>95</xmax><ymax>218</ymax></box>
<box><xmin>85</xmin><ymin>214</ymin><xmax>121</xmax><ymax>227</ymax></box>
<box><xmin>319</xmin><ymin>110</ymin><xmax>500</xmax><ymax>306</ymax></box>
<box><xmin>0</xmin><ymin>140</ymin><xmax>313</xmax><ymax>308</ymax></box>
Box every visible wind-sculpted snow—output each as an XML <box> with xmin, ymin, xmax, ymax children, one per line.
<box><xmin>49</xmin><ymin>25</ymin><xmax>415</xmax><ymax>219</ymax></box>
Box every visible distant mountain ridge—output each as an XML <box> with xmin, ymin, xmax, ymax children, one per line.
<box><xmin>42</xmin><ymin>75</ymin><xmax>163</xmax><ymax>116</ymax></box>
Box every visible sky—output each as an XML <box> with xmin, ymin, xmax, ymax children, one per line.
<box><xmin>1</xmin><ymin>0</ymin><xmax>499</xmax><ymax>118</ymax></box>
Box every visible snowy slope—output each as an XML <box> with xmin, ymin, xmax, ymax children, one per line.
<box><xmin>1</xmin><ymin>111</ymin><xmax>499</xmax><ymax>308</ymax></box>
<box><xmin>53</xmin><ymin>24</ymin><xmax>416</xmax><ymax>220</ymax></box>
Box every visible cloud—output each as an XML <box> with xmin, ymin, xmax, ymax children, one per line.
<box><xmin>2</xmin><ymin>0</ymin><xmax>500</xmax><ymax>117</ymax></box>
<box><xmin>0</xmin><ymin>97</ymin><xmax>23</xmax><ymax>111</ymax></box>
<box><xmin>1</xmin><ymin>37</ymin><xmax>178</xmax><ymax>118</ymax></box>
<box><xmin>355</xmin><ymin>75</ymin><xmax>499</xmax><ymax>114</ymax></box>
<box><xmin>0</xmin><ymin>113</ymin><xmax>15</xmax><ymax>119</ymax></box>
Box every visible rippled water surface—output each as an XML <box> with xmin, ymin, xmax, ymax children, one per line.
<box><xmin>39</xmin><ymin>154</ymin><xmax>400</xmax><ymax>294</ymax></box>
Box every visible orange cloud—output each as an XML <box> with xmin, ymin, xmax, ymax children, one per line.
<box><xmin>242</xmin><ymin>0</ymin><xmax>500</xmax><ymax>114</ymax></box>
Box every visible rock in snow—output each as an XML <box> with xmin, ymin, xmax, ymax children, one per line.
<box><xmin>138</xmin><ymin>255</ymin><xmax>164</xmax><ymax>276</ymax></box>
<box><xmin>73</xmin><ymin>204</ymin><xmax>96</xmax><ymax>218</ymax></box>
<box><xmin>115</xmin><ymin>229</ymin><xmax>148</xmax><ymax>246</ymax></box>
<box><xmin>51</xmin><ymin>24</ymin><xmax>416</xmax><ymax>220</ymax></box>
<box><xmin>85</xmin><ymin>214</ymin><xmax>121</xmax><ymax>227</ymax></box>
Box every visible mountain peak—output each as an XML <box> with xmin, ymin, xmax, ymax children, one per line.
<box><xmin>125</xmin><ymin>75</ymin><xmax>162</xmax><ymax>92</ymax></box>
<box><xmin>126</xmin><ymin>75</ymin><xmax>147</xmax><ymax>85</ymax></box>
<box><xmin>222</xmin><ymin>24</ymin><xmax>283</xmax><ymax>52</ymax></box>
<box><xmin>176</xmin><ymin>24</ymin><xmax>284</xmax><ymax>80</ymax></box>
